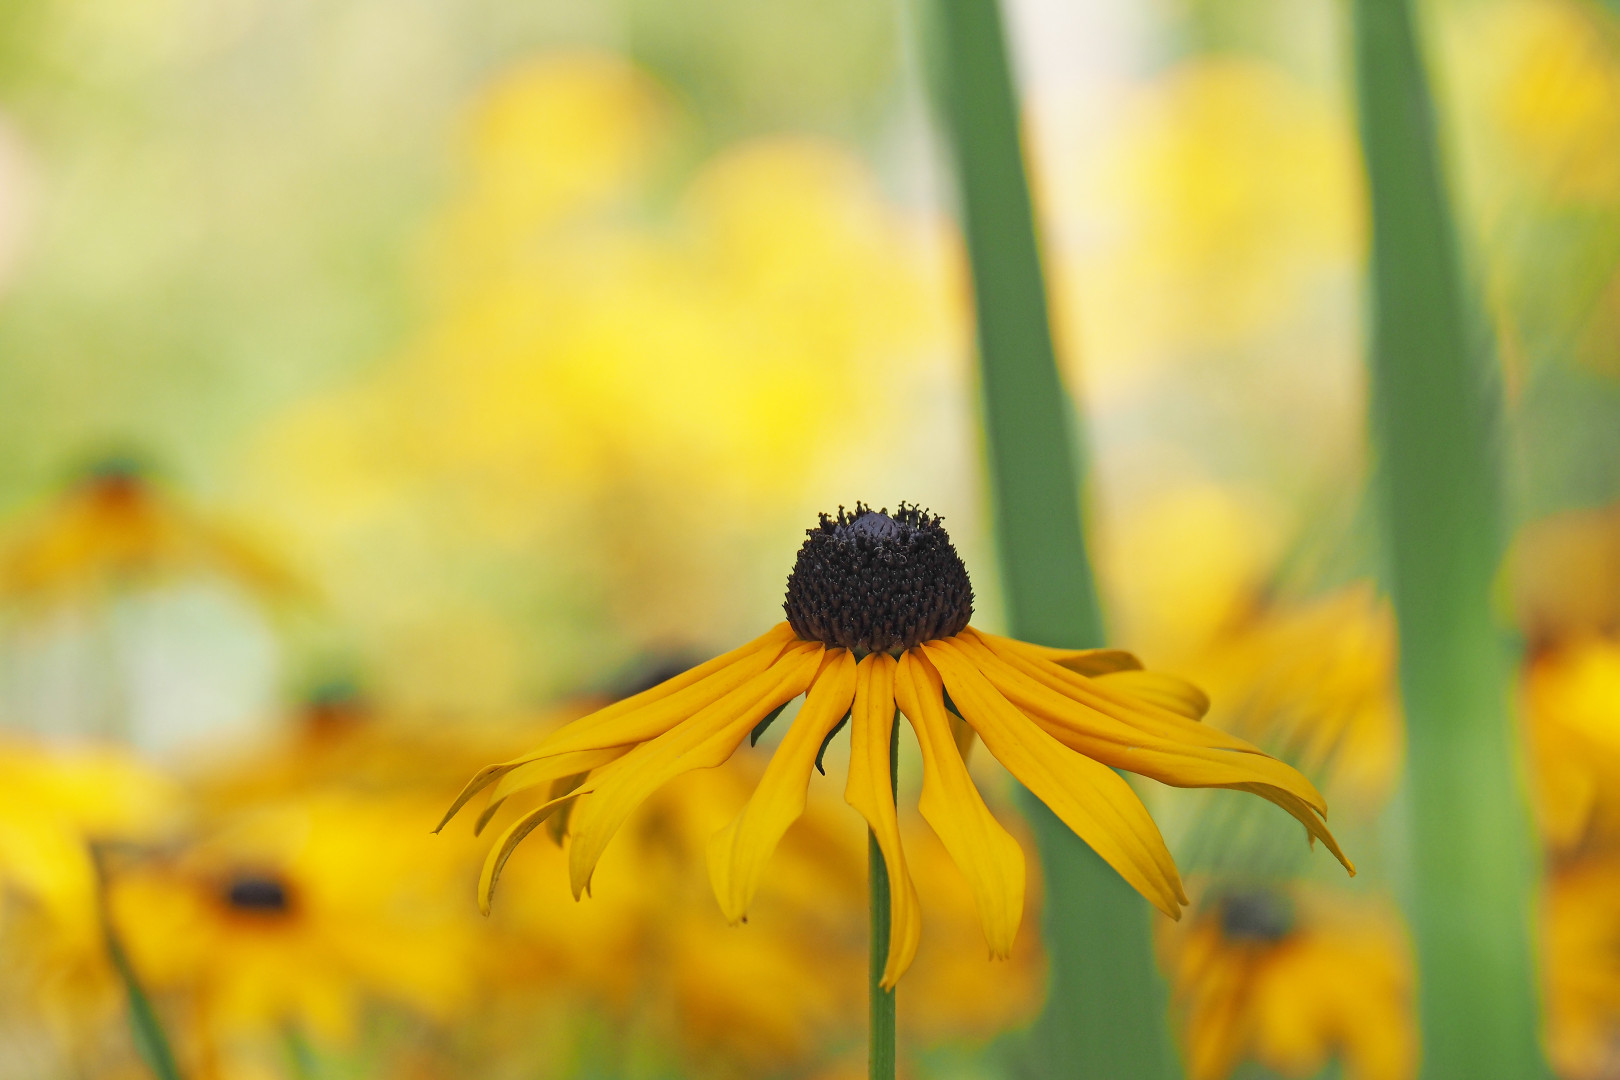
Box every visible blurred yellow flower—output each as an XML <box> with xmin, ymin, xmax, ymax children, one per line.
<box><xmin>1465</xmin><ymin>0</ymin><xmax>1620</xmax><ymax>205</ymax></box>
<box><xmin>0</xmin><ymin>738</ymin><xmax>179</xmax><ymax>1074</ymax></box>
<box><xmin>1098</xmin><ymin>484</ymin><xmax>1286</xmax><ymax>661</ymax></box>
<box><xmin>1524</xmin><ymin>638</ymin><xmax>1620</xmax><ymax>852</ymax></box>
<box><xmin>440</xmin><ymin>53</ymin><xmax>674</xmax><ymax>282</ymax></box>
<box><xmin>478</xmin><ymin>739</ymin><xmax>1040</xmax><ymax>1076</ymax></box>
<box><xmin>1052</xmin><ymin>59</ymin><xmax>1363</xmax><ymax>402</ymax></box>
<box><xmin>445</xmin><ymin>506</ymin><xmax>1349</xmax><ymax>988</ymax></box>
<box><xmin>1508</xmin><ymin>503</ymin><xmax>1620</xmax><ymax>650</ymax></box>
<box><xmin>1196</xmin><ymin>583</ymin><xmax>1404</xmax><ymax>811</ymax></box>
<box><xmin>111</xmin><ymin>791</ymin><xmax>476</xmax><ymax>1051</ymax></box>
<box><xmin>245</xmin><ymin>50</ymin><xmax>967</xmax><ymax>713</ymax></box>
<box><xmin>0</xmin><ymin>738</ymin><xmax>178</xmax><ymax>928</ymax></box>
<box><xmin>0</xmin><ymin>458</ymin><xmax>292</xmax><ymax>606</ymax></box>
<box><xmin>193</xmin><ymin>680</ymin><xmax>578</xmax><ymax>812</ymax></box>
<box><xmin>1161</xmin><ymin>887</ymin><xmax>1416</xmax><ymax>1080</ymax></box>
<box><xmin>1544</xmin><ymin>854</ymin><xmax>1620</xmax><ymax>1080</ymax></box>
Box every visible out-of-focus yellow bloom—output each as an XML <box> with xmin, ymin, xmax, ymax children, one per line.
<box><xmin>0</xmin><ymin>738</ymin><xmax>179</xmax><ymax>928</ymax></box>
<box><xmin>0</xmin><ymin>739</ymin><xmax>179</xmax><ymax>1073</ymax></box>
<box><xmin>481</xmin><ymin>745</ymin><xmax>1040</xmax><ymax>1077</ymax></box>
<box><xmin>110</xmin><ymin>792</ymin><xmax>476</xmax><ymax>1050</ymax></box>
<box><xmin>1524</xmin><ymin>639</ymin><xmax>1620</xmax><ymax>852</ymax></box>
<box><xmin>1196</xmin><ymin>584</ymin><xmax>1404</xmax><ymax>811</ymax></box>
<box><xmin>1460</xmin><ymin>0</ymin><xmax>1620</xmax><ymax>206</ymax></box>
<box><xmin>1099</xmin><ymin>486</ymin><xmax>1400</xmax><ymax>812</ymax></box>
<box><xmin>0</xmin><ymin>459</ymin><xmax>293</xmax><ymax>605</ymax></box>
<box><xmin>441</xmin><ymin>54</ymin><xmax>673</xmax><ymax>279</ymax></box>
<box><xmin>1098</xmin><ymin>484</ymin><xmax>1287</xmax><ymax>661</ymax></box>
<box><xmin>194</xmin><ymin>681</ymin><xmax>573</xmax><ymax>811</ymax></box>
<box><xmin>246</xmin><ymin>51</ymin><xmax>966</xmax><ymax>713</ymax></box>
<box><xmin>477</xmin><ymin>762</ymin><xmax>856</xmax><ymax>1077</ymax></box>
<box><xmin>895</xmin><ymin>813</ymin><xmax>1045</xmax><ymax>1044</ymax></box>
<box><xmin>445</xmin><ymin>506</ymin><xmax>1349</xmax><ymax>989</ymax></box>
<box><xmin>1161</xmin><ymin>887</ymin><xmax>1416</xmax><ymax>1080</ymax></box>
<box><xmin>1545</xmin><ymin>855</ymin><xmax>1620</xmax><ymax>1079</ymax></box>
<box><xmin>1052</xmin><ymin>59</ymin><xmax>1362</xmax><ymax>402</ymax></box>
<box><xmin>1508</xmin><ymin>504</ymin><xmax>1620</xmax><ymax>650</ymax></box>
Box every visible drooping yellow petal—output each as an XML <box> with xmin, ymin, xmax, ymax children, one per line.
<box><xmin>844</xmin><ymin>651</ymin><xmax>922</xmax><ymax>988</ymax></box>
<box><xmin>968</xmin><ymin>629</ymin><xmax>1261</xmax><ymax>754</ymax></box>
<box><xmin>992</xmin><ymin>636</ymin><xmax>1144</xmax><ymax>676</ymax></box>
<box><xmin>1096</xmin><ymin>668</ymin><xmax>1211</xmax><ymax>720</ymax></box>
<box><xmin>544</xmin><ymin>772</ymin><xmax>589</xmax><ymax>844</ymax></box>
<box><xmin>566</xmin><ymin>642</ymin><xmax>823</xmax><ymax>898</ymax></box>
<box><xmin>947</xmin><ymin>709</ymin><xmax>977</xmax><ymax>762</ymax></box>
<box><xmin>474</xmin><ymin>747</ymin><xmax>630</xmax><ymax>835</ymax></box>
<box><xmin>1228</xmin><ymin>783</ymin><xmax>1355</xmax><ymax>875</ymax></box>
<box><xmin>962</xmin><ymin>638</ymin><xmax>1328</xmax><ymax>808</ymax></box>
<box><xmin>708</xmin><ymin>649</ymin><xmax>857</xmax><ymax>922</ymax></box>
<box><xmin>517</xmin><ymin>623</ymin><xmax>799</xmax><ymax>762</ymax></box>
<box><xmin>946</xmin><ymin>636</ymin><xmax>1351</xmax><ymax>874</ymax></box>
<box><xmin>896</xmin><ymin>650</ymin><xmax>1025</xmax><ymax>958</ymax></box>
<box><xmin>477</xmin><ymin>787</ymin><xmax>590</xmax><ymax>914</ymax></box>
<box><xmin>924</xmin><ymin>641</ymin><xmax>1188</xmax><ymax>918</ymax></box>
<box><xmin>953</xmin><ymin>635</ymin><xmax>1278</xmax><ymax>773</ymax></box>
<box><xmin>435</xmin><ymin>624</ymin><xmax>795</xmax><ymax>831</ymax></box>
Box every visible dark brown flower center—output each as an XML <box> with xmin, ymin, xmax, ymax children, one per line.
<box><xmin>223</xmin><ymin>874</ymin><xmax>292</xmax><ymax>914</ymax></box>
<box><xmin>783</xmin><ymin>503</ymin><xmax>973</xmax><ymax>654</ymax></box>
<box><xmin>1218</xmin><ymin>889</ymin><xmax>1294</xmax><ymax>942</ymax></box>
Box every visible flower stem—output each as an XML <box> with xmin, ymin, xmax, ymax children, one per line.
<box><xmin>92</xmin><ymin>845</ymin><xmax>184</xmax><ymax>1080</ymax></box>
<box><xmin>868</xmin><ymin>714</ymin><xmax>898</xmax><ymax>1080</ymax></box>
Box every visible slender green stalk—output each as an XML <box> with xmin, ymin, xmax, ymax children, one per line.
<box><xmin>868</xmin><ymin>715</ymin><xmax>899</xmax><ymax>1080</ymax></box>
<box><xmin>92</xmin><ymin>846</ymin><xmax>184</xmax><ymax>1080</ymax></box>
<box><xmin>1351</xmin><ymin>0</ymin><xmax>1547</xmax><ymax>1075</ymax></box>
<box><xmin>927</xmin><ymin>0</ymin><xmax>1178</xmax><ymax>1076</ymax></box>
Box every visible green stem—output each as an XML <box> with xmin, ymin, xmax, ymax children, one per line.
<box><xmin>869</xmin><ymin>714</ymin><xmax>898</xmax><ymax>1080</ymax></box>
<box><xmin>92</xmin><ymin>846</ymin><xmax>184</xmax><ymax>1080</ymax></box>
<box><xmin>1351</xmin><ymin>0</ymin><xmax>1547</xmax><ymax>1075</ymax></box>
<box><xmin>926</xmin><ymin>0</ymin><xmax>1178</xmax><ymax>1076</ymax></box>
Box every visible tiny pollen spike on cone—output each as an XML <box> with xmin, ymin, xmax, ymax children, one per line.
<box><xmin>439</xmin><ymin>504</ymin><xmax>1352</xmax><ymax>987</ymax></box>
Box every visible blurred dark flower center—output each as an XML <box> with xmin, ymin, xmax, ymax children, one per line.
<box><xmin>223</xmin><ymin>874</ymin><xmax>292</xmax><ymax>914</ymax></box>
<box><xmin>784</xmin><ymin>503</ymin><xmax>973</xmax><ymax>654</ymax></box>
<box><xmin>1218</xmin><ymin>889</ymin><xmax>1294</xmax><ymax>942</ymax></box>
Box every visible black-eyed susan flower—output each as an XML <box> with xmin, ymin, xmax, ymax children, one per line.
<box><xmin>1160</xmin><ymin>886</ymin><xmax>1415</xmax><ymax>1080</ymax></box>
<box><xmin>442</xmin><ymin>505</ymin><xmax>1352</xmax><ymax>986</ymax></box>
<box><xmin>112</xmin><ymin>792</ymin><xmax>476</xmax><ymax>1049</ymax></box>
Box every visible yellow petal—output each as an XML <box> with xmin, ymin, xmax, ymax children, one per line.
<box><xmin>1228</xmin><ymin>783</ymin><xmax>1355</xmax><ymax>875</ymax></box>
<box><xmin>708</xmin><ymin>649</ymin><xmax>857</xmax><ymax>922</ymax></box>
<box><xmin>924</xmin><ymin>641</ymin><xmax>1187</xmax><ymax>918</ymax></box>
<box><xmin>954</xmin><ymin>635</ymin><xmax>1270</xmax><ymax>769</ymax></box>
<box><xmin>948</xmin><ymin>637</ymin><xmax>1350</xmax><ymax>874</ymax></box>
<box><xmin>474</xmin><ymin>747</ymin><xmax>629</xmax><ymax>835</ymax></box>
<box><xmin>1096</xmin><ymin>669</ymin><xmax>1211</xmax><ymax>720</ymax></box>
<box><xmin>566</xmin><ymin>643</ymin><xmax>823</xmax><ymax>898</ymax></box>
<box><xmin>948</xmin><ymin>709</ymin><xmax>977</xmax><ymax>763</ymax></box>
<box><xmin>980</xmin><ymin>632</ymin><xmax>1144</xmax><ymax>676</ymax></box>
<box><xmin>967</xmin><ymin>629</ymin><xmax>1257</xmax><ymax>754</ymax></box>
<box><xmin>518</xmin><ymin>623</ymin><xmax>799</xmax><ymax>762</ymax></box>
<box><xmin>435</xmin><ymin>624</ymin><xmax>796</xmax><ymax>831</ymax></box>
<box><xmin>544</xmin><ymin>773</ymin><xmax>588</xmax><ymax>844</ymax></box>
<box><xmin>844</xmin><ymin>651</ymin><xmax>922</xmax><ymax>988</ymax></box>
<box><xmin>476</xmin><ymin>788</ymin><xmax>588</xmax><ymax>914</ymax></box>
<box><xmin>964</xmin><ymin>638</ymin><xmax>1328</xmax><ymax>810</ymax></box>
<box><xmin>896</xmin><ymin>650</ymin><xmax>1025</xmax><ymax>958</ymax></box>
